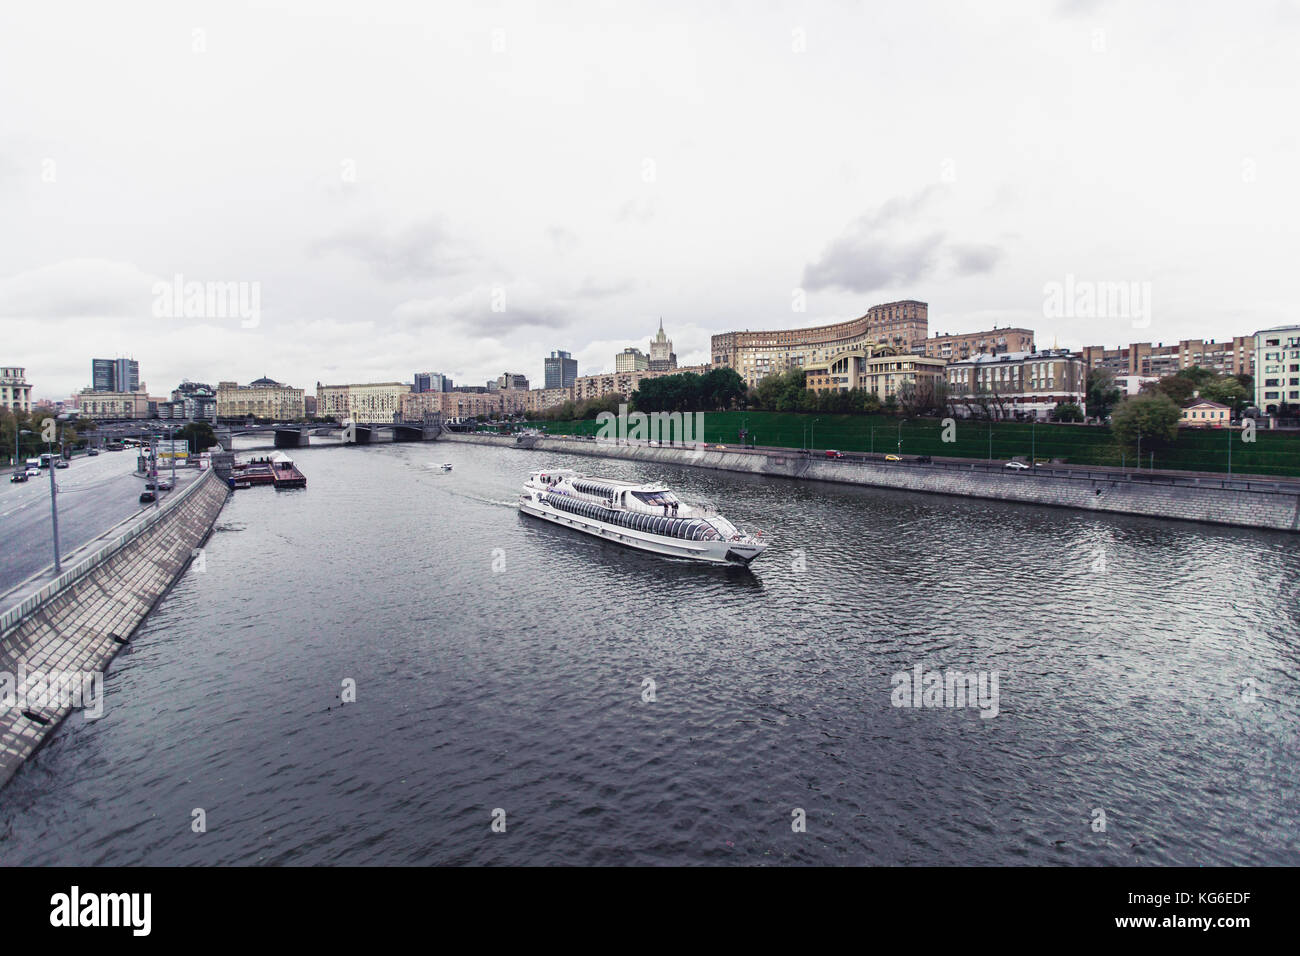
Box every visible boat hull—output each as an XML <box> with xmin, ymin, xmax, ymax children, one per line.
<box><xmin>519</xmin><ymin>498</ymin><xmax>765</xmax><ymax>566</ymax></box>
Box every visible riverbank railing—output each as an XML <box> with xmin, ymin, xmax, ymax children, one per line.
<box><xmin>0</xmin><ymin>468</ymin><xmax>222</xmax><ymax>638</ymax></box>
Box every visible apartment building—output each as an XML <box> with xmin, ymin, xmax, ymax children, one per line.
<box><xmin>615</xmin><ymin>348</ymin><xmax>649</xmax><ymax>372</ymax></box>
<box><xmin>314</xmin><ymin>381</ymin><xmax>406</xmax><ymax>422</ymax></box>
<box><xmin>1254</xmin><ymin>325</ymin><xmax>1300</xmax><ymax>414</ymax></box>
<box><xmin>217</xmin><ymin>378</ymin><xmax>306</xmax><ymax>420</ymax></box>
<box><xmin>945</xmin><ymin>349</ymin><xmax>1088</xmax><ymax>421</ymax></box>
<box><xmin>1081</xmin><ymin>337</ymin><xmax>1254</xmax><ymax>378</ymax></box>
<box><xmin>804</xmin><ymin>346</ymin><xmax>946</xmax><ymax>402</ymax></box>
<box><xmin>72</xmin><ymin>389</ymin><xmax>152</xmax><ymax>419</ymax></box>
<box><xmin>711</xmin><ymin>300</ymin><xmax>928</xmax><ymax>388</ymax></box>
<box><xmin>924</xmin><ymin>327</ymin><xmax>1034</xmax><ymax>362</ymax></box>
<box><xmin>1</xmin><ymin>366</ymin><xmax>32</xmax><ymax>413</ymax></box>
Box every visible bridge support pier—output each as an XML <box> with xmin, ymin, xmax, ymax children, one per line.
<box><xmin>274</xmin><ymin>428</ymin><xmax>308</xmax><ymax>448</ymax></box>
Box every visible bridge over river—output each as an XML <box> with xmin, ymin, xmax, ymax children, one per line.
<box><xmin>216</xmin><ymin>414</ymin><xmax>444</xmax><ymax>449</ymax></box>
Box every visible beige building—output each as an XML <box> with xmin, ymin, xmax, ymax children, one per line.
<box><xmin>712</xmin><ymin>300</ymin><xmax>928</xmax><ymax>388</ymax></box>
<box><xmin>1181</xmin><ymin>399</ymin><xmax>1230</xmax><ymax>427</ymax></box>
<box><xmin>946</xmin><ymin>350</ymin><xmax>1088</xmax><ymax>421</ymax></box>
<box><xmin>217</xmin><ymin>377</ymin><xmax>306</xmax><ymax>420</ymax></box>
<box><xmin>574</xmin><ymin>370</ymin><xmax>652</xmax><ymax>403</ymax></box>
<box><xmin>2</xmin><ymin>366</ymin><xmax>32</xmax><ymax>413</ymax></box>
<box><xmin>805</xmin><ymin>346</ymin><xmax>946</xmax><ymax>402</ymax></box>
<box><xmin>924</xmin><ymin>327</ymin><xmax>1034</xmax><ymax>362</ymax></box>
<box><xmin>399</xmin><ymin>391</ymin><xmax>441</xmax><ymax>420</ymax></box>
<box><xmin>525</xmin><ymin>387</ymin><xmax>574</xmax><ymax>414</ymax></box>
<box><xmin>436</xmin><ymin>388</ymin><xmax>528</xmax><ymax>419</ymax></box>
<box><xmin>615</xmin><ymin>347</ymin><xmax>649</xmax><ymax>372</ymax></box>
<box><xmin>315</xmin><ymin>381</ymin><xmax>406</xmax><ymax>423</ymax></box>
<box><xmin>73</xmin><ymin>389</ymin><xmax>152</xmax><ymax>419</ymax></box>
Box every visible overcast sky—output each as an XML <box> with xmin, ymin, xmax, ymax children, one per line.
<box><xmin>3</xmin><ymin>0</ymin><xmax>1297</xmax><ymax>401</ymax></box>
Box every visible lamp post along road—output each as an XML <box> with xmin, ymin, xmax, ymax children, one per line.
<box><xmin>47</xmin><ymin>452</ymin><xmax>61</xmax><ymax>573</ymax></box>
<box><xmin>14</xmin><ymin>427</ymin><xmax>31</xmax><ymax>470</ymax></box>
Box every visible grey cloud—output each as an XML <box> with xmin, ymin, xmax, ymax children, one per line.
<box><xmin>615</xmin><ymin>197</ymin><xmax>655</xmax><ymax>224</ymax></box>
<box><xmin>394</xmin><ymin>286</ymin><xmax>570</xmax><ymax>337</ymax></box>
<box><xmin>311</xmin><ymin>219</ymin><xmax>475</xmax><ymax>282</ymax></box>
<box><xmin>547</xmin><ymin>225</ymin><xmax>578</xmax><ymax>253</ymax></box>
<box><xmin>803</xmin><ymin>232</ymin><xmax>946</xmax><ymax>294</ymax></box>
<box><xmin>574</xmin><ymin>276</ymin><xmax>635</xmax><ymax>298</ymax></box>
<box><xmin>948</xmin><ymin>243</ymin><xmax>1003</xmax><ymax>275</ymax></box>
<box><xmin>803</xmin><ymin>189</ymin><xmax>1002</xmax><ymax>293</ymax></box>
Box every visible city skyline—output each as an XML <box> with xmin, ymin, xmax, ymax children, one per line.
<box><xmin>3</xmin><ymin>2</ymin><xmax>1297</xmax><ymax>401</ymax></box>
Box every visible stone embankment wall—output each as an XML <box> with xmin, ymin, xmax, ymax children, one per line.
<box><xmin>445</xmin><ymin>433</ymin><xmax>1300</xmax><ymax>533</ymax></box>
<box><xmin>0</xmin><ymin>469</ymin><xmax>229</xmax><ymax>788</ymax></box>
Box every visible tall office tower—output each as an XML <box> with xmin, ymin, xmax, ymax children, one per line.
<box><xmin>544</xmin><ymin>350</ymin><xmax>577</xmax><ymax>389</ymax></box>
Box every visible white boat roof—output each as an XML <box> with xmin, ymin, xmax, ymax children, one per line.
<box><xmin>532</xmin><ymin>469</ymin><xmax>668</xmax><ymax>493</ymax></box>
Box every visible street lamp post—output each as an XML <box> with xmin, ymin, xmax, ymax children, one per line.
<box><xmin>48</xmin><ymin>453</ymin><xmax>61</xmax><ymax>573</ymax></box>
<box><xmin>1031</xmin><ymin>420</ymin><xmax>1036</xmax><ymax>466</ymax></box>
<box><xmin>811</xmin><ymin>418</ymin><xmax>821</xmax><ymax>453</ymax></box>
<box><xmin>897</xmin><ymin>418</ymin><xmax>908</xmax><ymax>455</ymax></box>
<box><xmin>14</xmin><ymin>427</ymin><xmax>31</xmax><ymax>469</ymax></box>
<box><xmin>151</xmin><ymin>433</ymin><xmax>160</xmax><ymax>509</ymax></box>
<box><xmin>1136</xmin><ymin>432</ymin><xmax>1142</xmax><ymax>473</ymax></box>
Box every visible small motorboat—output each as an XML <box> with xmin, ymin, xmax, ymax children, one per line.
<box><xmin>440</xmin><ymin>463</ymin><xmax>453</xmax><ymax>471</ymax></box>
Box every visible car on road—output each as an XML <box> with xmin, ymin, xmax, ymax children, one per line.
<box><xmin>25</xmin><ymin>466</ymin><xmax>40</xmax><ymax>477</ymax></box>
<box><xmin>139</xmin><ymin>490</ymin><xmax>157</xmax><ymax>504</ymax></box>
<box><xmin>87</xmin><ymin>448</ymin><xmax>100</xmax><ymax>456</ymax></box>
<box><xmin>825</xmin><ymin>450</ymin><xmax>844</xmax><ymax>459</ymax></box>
<box><xmin>885</xmin><ymin>454</ymin><xmax>902</xmax><ymax>461</ymax></box>
<box><xmin>915</xmin><ymin>455</ymin><xmax>932</xmax><ymax>463</ymax></box>
<box><xmin>1004</xmin><ymin>460</ymin><xmax>1030</xmax><ymax>470</ymax></box>
<box><xmin>55</xmin><ymin>459</ymin><xmax>69</xmax><ymax>469</ymax></box>
<box><xmin>10</xmin><ymin>471</ymin><xmax>27</xmax><ymax>483</ymax></box>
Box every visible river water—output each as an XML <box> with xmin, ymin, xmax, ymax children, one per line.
<box><xmin>2</xmin><ymin>438</ymin><xmax>1297</xmax><ymax>865</ymax></box>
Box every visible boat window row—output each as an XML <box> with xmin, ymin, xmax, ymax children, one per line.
<box><xmin>571</xmin><ymin>479</ymin><xmax>620</xmax><ymax>498</ymax></box>
<box><xmin>546</xmin><ymin>493</ymin><xmax>720</xmax><ymax>540</ymax></box>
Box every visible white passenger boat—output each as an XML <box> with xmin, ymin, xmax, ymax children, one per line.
<box><xmin>440</xmin><ymin>463</ymin><xmax>453</xmax><ymax>471</ymax></box>
<box><xmin>518</xmin><ymin>469</ymin><xmax>768</xmax><ymax>566</ymax></box>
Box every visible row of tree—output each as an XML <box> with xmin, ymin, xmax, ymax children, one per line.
<box><xmin>629</xmin><ymin>368</ymin><xmax>747</xmax><ymax>413</ymax></box>
<box><xmin>1</xmin><ymin>408</ymin><xmax>94</xmax><ymax>465</ymax></box>
<box><xmin>1087</xmin><ymin>366</ymin><xmax>1255</xmax><ymax>423</ymax></box>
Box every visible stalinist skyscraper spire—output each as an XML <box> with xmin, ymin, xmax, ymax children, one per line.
<box><xmin>649</xmin><ymin>319</ymin><xmax>677</xmax><ymax>372</ymax></box>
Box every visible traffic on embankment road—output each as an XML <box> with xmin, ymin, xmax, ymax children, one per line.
<box><xmin>529</xmin><ymin>432</ymin><xmax>1300</xmax><ymax>493</ymax></box>
<box><xmin>451</xmin><ymin>432</ymin><xmax>1300</xmax><ymax>533</ymax></box>
<box><xmin>0</xmin><ymin>450</ymin><xmax>201</xmax><ymax>599</ymax></box>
